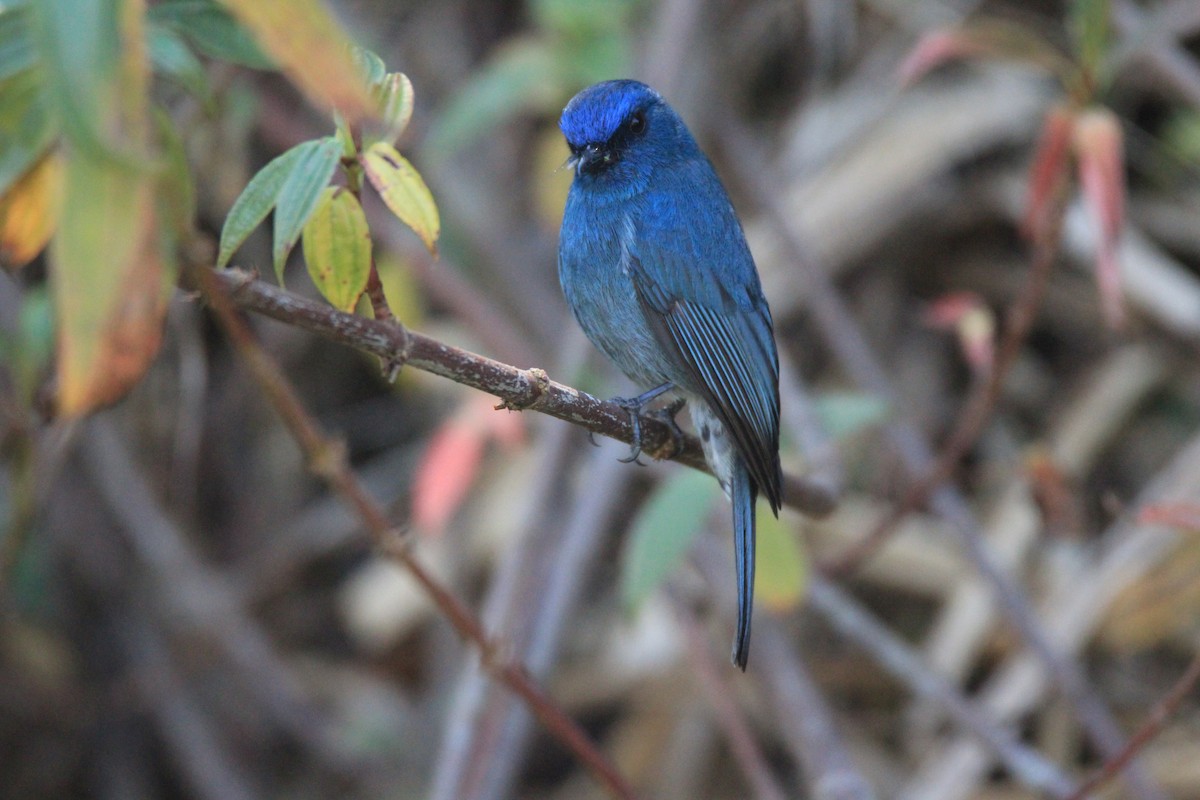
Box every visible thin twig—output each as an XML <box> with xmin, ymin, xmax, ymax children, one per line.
<box><xmin>187</xmin><ymin>262</ymin><xmax>639</xmax><ymax>800</ymax></box>
<box><xmin>755</xmin><ymin>615</ymin><xmax>878</xmax><ymax>800</ymax></box>
<box><xmin>669</xmin><ymin>590</ymin><xmax>791</xmax><ymax>800</ymax></box>
<box><xmin>443</xmin><ymin>447</ymin><xmax>636</xmax><ymax>800</ymax></box>
<box><xmin>822</xmin><ymin>179</ymin><xmax>1066</xmax><ymax>575</ymax></box>
<box><xmin>805</xmin><ymin>575</ymin><xmax>1075</xmax><ymax>799</ymax></box>
<box><xmin>691</xmin><ymin>539</ymin><xmax>877</xmax><ymax>800</ymax></box>
<box><xmin>1066</xmin><ymin>649</ymin><xmax>1200</xmax><ymax>800</ymax></box>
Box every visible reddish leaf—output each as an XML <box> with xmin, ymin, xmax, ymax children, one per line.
<box><xmin>923</xmin><ymin>291</ymin><xmax>994</xmax><ymax>377</ymax></box>
<box><xmin>412</xmin><ymin>405</ymin><xmax>486</xmax><ymax>537</ymax></box>
<box><xmin>1073</xmin><ymin>107</ymin><xmax>1126</xmax><ymax>328</ymax></box>
<box><xmin>1022</xmin><ymin>105</ymin><xmax>1076</xmax><ymax>243</ymax></box>
<box><xmin>1138</xmin><ymin>503</ymin><xmax>1200</xmax><ymax>531</ymax></box>
<box><xmin>410</xmin><ymin>396</ymin><xmax>526</xmax><ymax>537</ymax></box>
<box><xmin>898</xmin><ymin>29</ymin><xmax>989</xmax><ymax>85</ymax></box>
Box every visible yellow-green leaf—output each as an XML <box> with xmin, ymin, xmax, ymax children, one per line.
<box><xmin>53</xmin><ymin>155</ymin><xmax>169</xmax><ymax>416</ymax></box>
<box><xmin>0</xmin><ymin>150</ymin><xmax>63</xmax><ymax>269</ymax></box>
<box><xmin>217</xmin><ymin>0</ymin><xmax>374</xmax><ymax>121</ymax></box>
<box><xmin>754</xmin><ymin>510</ymin><xmax>808</xmax><ymax>612</ymax></box>
<box><xmin>302</xmin><ymin>187</ymin><xmax>371</xmax><ymax>312</ymax></box>
<box><xmin>361</xmin><ymin>141</ymin><xmax>439</xmax><ymax>254</ymax></box>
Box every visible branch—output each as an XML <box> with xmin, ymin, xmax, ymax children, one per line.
<box><xmin>194</xmin><ymin>267</ymin><xmax>838</xmax><ymax>518</ymax></box>
<box><xmin>187</xmin><ymin>263</ymin><xmax>639</xmax><ymax>800</ymax></box>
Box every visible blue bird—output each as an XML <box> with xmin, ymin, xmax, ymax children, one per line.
<box><xmin>557</xmin><ymin>80</ymin><xmax>781</xmax><ymax>669</ymax></box>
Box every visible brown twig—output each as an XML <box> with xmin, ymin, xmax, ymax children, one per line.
<box><xmin>187</xmin><ymin>262</ymin><xmax>639</xmax><ymax>800</ymax></box>
<box><xmin>822</xmin><ymin>182</ymin><xmax>1067</xmax><ymax>575</ymax></box>
<box><xmin>670</xmin><ymin>590</ymin><xmax>791</xmax><ymax>800</ymax></box>
<box><xmin>1066</xmin><ymin>649</ymin><xmax>1200</xmax><ymax>800</ymax></box>
<box><xmin>193</xmin><ymin>267</ymin><xmax>838</xmax><ymax>518</ymax></box>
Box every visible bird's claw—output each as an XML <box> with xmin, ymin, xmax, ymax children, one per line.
<box><xmin>611</xmin><ymin>383</ymin><xmax>678</xmax><ymax>465</ymax></box>
<box><xmin>648</xmin><ymin>397</ymin><xmax>688</xmax><ymax>458</ymax></box>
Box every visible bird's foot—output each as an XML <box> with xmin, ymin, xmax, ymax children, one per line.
<box><xmin>646</xmin><ymin>397</ymin><xmax>687</xmax><ymax>459</ymax></box>
<box><xmin>611</xmin><ymin>382</ymin><xmax>675</xmax><ymax>465</ymax></box>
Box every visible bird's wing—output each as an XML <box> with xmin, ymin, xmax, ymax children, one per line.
<box><xmin>625</xmin><ymin>174</ymin><xmax>781</xmax><ymax>511</ymax></box>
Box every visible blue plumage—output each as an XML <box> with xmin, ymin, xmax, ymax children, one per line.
<box><xmin>558</xmin><ymin>80</ymin><xmax>781</xmax><ymax>669</ymax></box>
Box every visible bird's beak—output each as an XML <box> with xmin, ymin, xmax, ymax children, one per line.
<box><xmin>570</xmin><ymin>144</ymin><xmax>602</xmax><ymax>176</ymax></box>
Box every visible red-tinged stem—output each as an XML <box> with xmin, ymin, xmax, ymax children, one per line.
<box><xmin>821</xmin><ymin>166</ymin><xmax>1069</xmax><ymax>575</ymax></box>
<box><xmin>1066</xmin><ymin>650</ymin><xmax>1200</xmax><ymax>800</ymax></box>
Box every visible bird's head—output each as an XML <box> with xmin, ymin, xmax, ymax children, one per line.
<box><xmin>559</xmin><ymin>80</ymin><xmax>694</xmax><ymax>186</ymax></box>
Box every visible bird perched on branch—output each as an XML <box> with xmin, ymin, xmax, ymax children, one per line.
<box><xmin>557</xmin><ymin>80</ymin><xmax>781</xmax><ymax>669</ymax></box>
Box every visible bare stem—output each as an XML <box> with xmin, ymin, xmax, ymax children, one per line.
<box><xmin>1066</xmin><ymin>649</ymin><xmax>1200</xmax><ymax>800</ymax></box>
<box><xmin>192</xmin><ymin>267</ymin><xmax>838</xmax><ymax>518</ymax></box>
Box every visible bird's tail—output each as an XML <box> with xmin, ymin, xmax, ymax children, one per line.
<box><xmin>731</xmin><ymin>458</ymin><xmax>757</xmax><ymax>670</ymax></box>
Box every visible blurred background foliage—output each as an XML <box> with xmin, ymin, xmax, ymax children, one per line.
<box><xmin>2</xmin><ymin>0</ymin><xmax>1200</xmax><ymax>799</ymax></box>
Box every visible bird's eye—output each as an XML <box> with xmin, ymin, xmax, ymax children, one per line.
<box><xmin>628</xmin><ymin>112</ymin><xmax>646</xmax><ymax>135</ymax></box>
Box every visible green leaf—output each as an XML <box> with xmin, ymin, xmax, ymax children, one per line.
<box><xmin>361</xmin><ymin>141</ymin><xmax>439</xmax><ymax>254</ymax></box>
<box><xmin>28</xmin><ymin>0</ymin><xmax>146</xmax><ymax>164</ymax></box>
<box><xmin>531</xmin><ymin>0</ymin><xmax>635</xmax><ymax>38</ymax></box>
<box><xmin>147</xmin><ymin>23</ymin><xmax>211</xmax><ymax>103</ymax></box>
<box><xmin>1163</xmin><ymin>110</ymin><xmax>1200</xmax><ymax>166</ymax></box>
<box><xmin>620</xmin><ymin>470</ymin><xmax>720</xmax><ymax>613</ymax></box>
<box><xmin>560</xmin><ymin>29</ymin><xmax>632</xmax><ymax>85</ymax></box>
<box><xmin>350</xmin><ymin>45</ymin><xmax>387</xmax><ymax>88</ymax></box>
<box><xmin>370</xmin><ymin>72</ymin><xmax>414</xmax><ymax>145</ymax></box>
<box><xmin>217</xmin><ymin>145</ymin><xmax>299</xmax><ymax>268</ymax></box>
<box><xmin>813</xmin><ymin>391</ymin><xmax>889</xmax><ymax>440</ymax></box>
<box><xmin>426</xmin><ymin>39</ymin><xmax>560</xmax><ymax>157</ymax></box>
<box><xmin>754</xmin><ymin>511</ymin><xmax>807</xmax><ymax>612</ymax></box>
<box><xmin>302</xmin><ymin>187</ymin><xmax>371</xmax><ymax>312</ymax></box>
<box><xmin>0</xmin><ymin>70</ymin><xmax>56</xmax><ymax>198</ymax></box>
<box><xmin>217</xmin><ymin>139</ymin><xmax>313</xmax><ymax>268</ymax></box>
<box><xmin>0</xmin><ymin>5</ymin><xmax>36</xmax><ymax>82</ymax></box>
<box><xmin>1070</xmin><ymin>0</ymin><xmax>1109</xmax><ymax>79</ymax></box>
<box><xmin>16</xmin><ymin>285</ymin><xmax>53</xmax><ymax>401</ymax></box>
<box><xmin>272</xmin><ymin>136</ymin><xmax>341</xmax><ymax>281</ymax></box>
<box><xmin>148</xmin><ymin>0</ymin><xmax>273</xmax><ymax>69</ymax></box>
